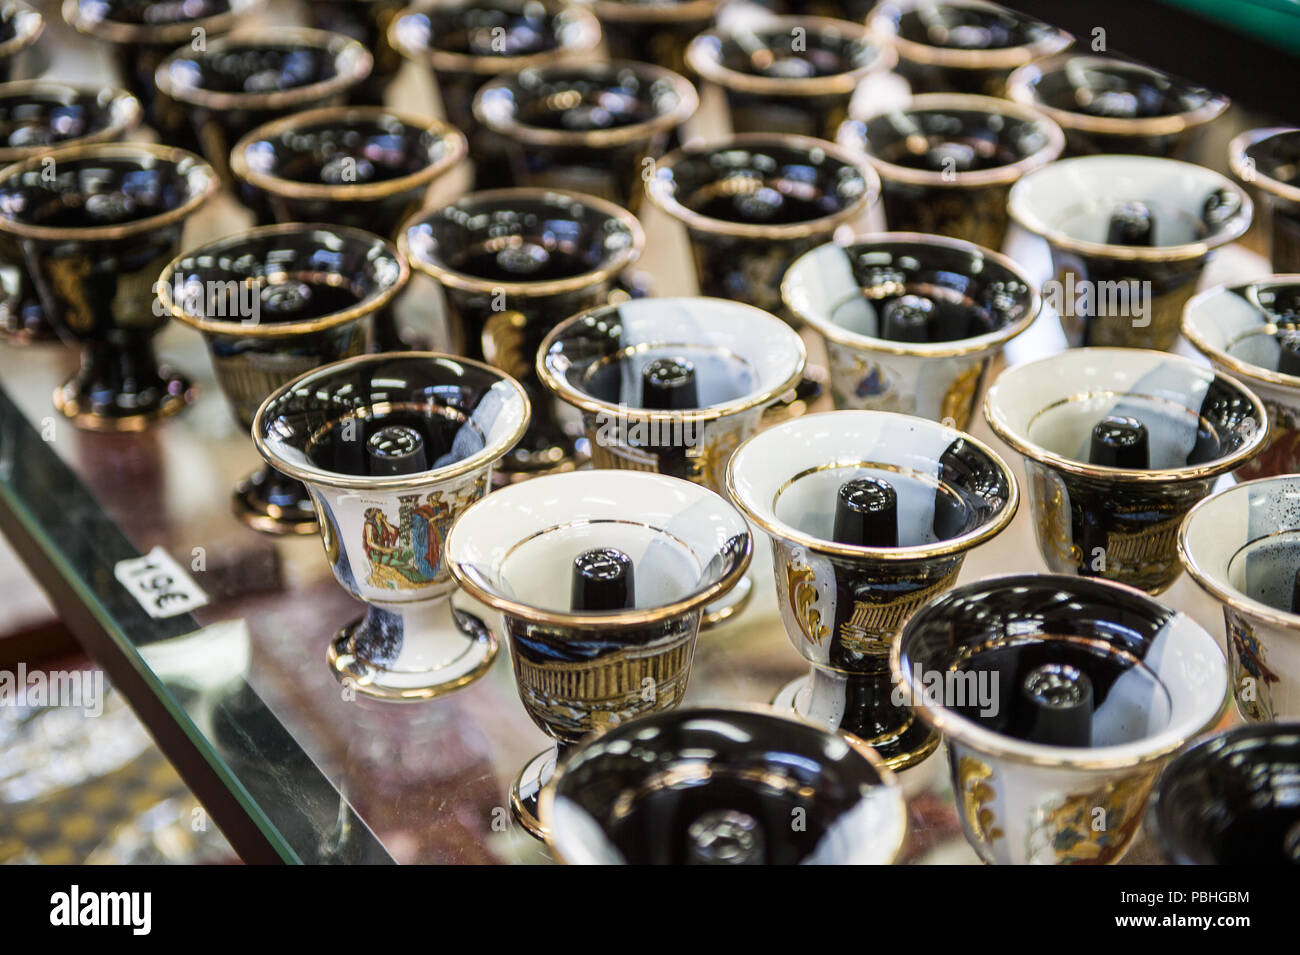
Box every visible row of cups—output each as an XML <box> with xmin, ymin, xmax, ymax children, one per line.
<box><xmin>2</xmin><ymin>0</ymin><xmax>1297</xmax><ymax>863</ymax></box>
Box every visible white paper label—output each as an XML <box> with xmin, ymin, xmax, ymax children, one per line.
<box><xmin>114</xmin><ymin>546</ymin><xmax>209</xmax><ymax>619</ymax></box>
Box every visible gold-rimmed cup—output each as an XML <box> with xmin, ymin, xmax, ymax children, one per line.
<box><xmin>1007</xmin><ymin>54</ymin><xmax>1228</xmax><ymax>158</ymax></box>
<box><xmin>159</xmin><ymin>223</ymin><xmax>409</xmax><ymax>535</ymax></box>
<box><xmin>0</xmin><ymin>0</ymin><xmax>42</xmax><ymax>84</ymax></box>
<box><xmin>687</xmin><ymin>15</ymin><xmax>895</xmax><ymax>141</ymax></box>
<box><xmin>867</xmin><ymin>0</ymin><xmax>1071</xmax><ymax>95</ymax></box>
<box><xmin>473</xmin><ymin>59</ymin><xmax>697</xmax><ymax>210</ymax></box>
<box><xmin>389</xmin><ymin>0</ymin><xmax>600</xmax><ymax>188</ymax></box>
<box><xmin>402</xmin><ymin>187</ymin><xmax>645</xmax><ymax>482</ymax></box>
<box><xmin>0</xmin><ymin>143</ymin><xmax>218</xmax><ymax>431</ymax></box>
<box><xmin>63</xmin><ymin>0</ymin><xmax>263</xmax><ymax>152</ymax></box>
<box><xmin>1230</xmin><ymin>127</ymin><xmax>1300</xmax><ymax>274</ymax></box>
<box><xmin>252</xmin><ymin>351</ymin><xmax>531</xmax><ymax>702</ymax></box>
<box><xmin>154</xmin><ymin>27</ymin><xmax>373</xmax><ymax>186</ymax></box>
<box><xmin>838</xmin><ymin>92</ymin><xmax>1064</xmax><ymax>250</ymax></box>
<box><xmin>0</xmin><ymin>82</ymin><xmax>142</xmax><ymax>345</ymax></box>
<box><xmin>446</xmin><ymin>469</ymin><xmax>753</xmax><ymax>837</ymax></box>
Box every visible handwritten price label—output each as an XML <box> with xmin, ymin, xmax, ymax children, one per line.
<box><xmin>114</xmin><ymin>546</ymin><xmax>209</xmax><ymax>619</ymax></box>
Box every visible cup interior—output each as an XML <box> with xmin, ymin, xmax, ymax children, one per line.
<box><xmin>405</xmin><ymin>191</ymin><xmax>638</xmax><ymax>283</ymax></box>
<box><xmin>542</xmin><ymin>297</ymin><xmax>803</xmax><ymax>411</ymax></box>
<box><xmin>886</xmin><ymin>0</ymin><xmax>1065</xmax><ymax>53</ymax></box>
<box><xmin>1184</xmin><ymin>280</ymin><xmax>1300</xmax><ymax>381</ymax></box>
<box><xmin>727</xmin><ymin>410</ymin><xmax>1013</xmax><ymax>552</ymax></box>
<box><xmin>1152</xmin><ymin>724</ymin><xmax>1300</xmax><ymax>864</ymax></box>
<box><xmin>1022</xmin><ymin>57</ymin><xmax>1222</xmax><ymax>122</ymax></box>
<box><xmin>163</xmin><ymin>35</ymin><xmax>357</xmax><ymax>96</ymax></box>
<box><xmin>241</xmin><ymin>112</ymin><xmax>461</xmax><ymax>185</ymax></box>
<box><xmin>548</xmin><ymin>707</ymin><xmax>905</xmax><ymax>864</ymax></box>
<box><xmin>988</xmin><ymin>349</ymin><xmax>1261</xmax><ymax>473</ymax></box>
<box><xmin>784</xmin><ymin>237</ymin><xmax>1034</xmax><ymax>347</ymax></box>
<box><xmin>255</xmin><ymin>354</ymin><xmax>528</xmax><ymax>482</ymax></box>
<box><xmin>393</xmin><ymin>1</ymin><xmax>580</xmax><ymax>59</ymax></box>
<box><xmin>0</xmin><ymin>85</ymin><xmax>137</xmax><ymax>155</ymax></box>
<box><xmin>0</xmin><ymin>149</ymin><xmax>213</xmax><ymax>230</ymax></box>
<box><xmin>1010</xmin><ymin>155</ymin><xmax>1249</xmax><ymax>250</ymax></box>
<box><xmin>898</xmin><ymin>574</ymin><xmax>1222</xmax><ymax>752</ymax></box>
<box><xmin>166</xmin><ymin>226</ymin><xmax>405</xmax><ymax>330</ymax></box>
<box><xmin>657</xmin><ymin>139</ymin><xmax>869</xmax><ymax>225</ymax></box>
<box><xmin>478</xmin><ymin>63</ymin><xmax>687</xmax><ymax>133</ymax></box>
<box><xmin>1240</xmin><ymin>128</ymin><xmax>1300</xmax><ymax>191</ymax></box>
<box><xmin>448</xmin><ymin>471</ymin><xmax>750</xmax><ymax>614</ymax></box>
<box><xmin>70</xmin><ymin>0</ymin><xmax>236</xmax><ymax>28</ymax></box>
<box><xmin>698</xmin><ymin>22</ymin><xmax>884</xmax><ymax>80</ymax></box>
<box><xmin>852</xmin><ymin>101</ymin><xmax>1056</xmax><ymax>173</ymax></box>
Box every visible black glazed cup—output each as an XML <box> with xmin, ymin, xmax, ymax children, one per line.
<box><xmin>573</xmin><ymin>0</ymin><xmax>719</xmax><ymax>75</ymax></box>
<box><xmin>62</xmin><ymin>0</ymin><xmax>262</xmax><ymax>153</ymax></box>
<box><xmin>304</xmin><ymin>0</ymin><xmax>407</xmax><ymax>106</ymax></box>
<box><xmin>543</xmin><ymin>706</ymin><xmax>907</xmax><ymax>864</ymax></box>
<box><xmin>0</xmin><ymin>0</ymin><xmax>41</xmax><ymax>84</ymax></box>
<box><xmin>686</xmin><ymin>15</ymin><xmax>895</xmax><ymax>141</ymax></box>
<box><xmin>154</xmin><ymin>28</ymin><xmax>373</xmax><ymax>187</ymax></box>
<box><xmin>0</xmin><ymin>144</ymin><xmax>218</xmax><ymax>431</ymax></box>
<box><xmin>0</xmin><ymin>82</ymin><xmax>142</xmax><ymax>345</ymax></box>
<box><xmin>401</xmin><ymin>187</ymin><xmax>644</xmax><ymax>481</ymax></box>
<box><xmin>473</xmin><ymin>60</ymin><xmax>697</xmax><ymax>211</ymax></box>
<box><xmin>1230</xmin><ymin>127</ymin><xmax>1300</xmax><ymax>275</ymax></box>
<box><xmin>388</xmin><ymin>0</ymin><xmax>600</xmax><ymax>189</ymax></box>
<box><xmin>838</xmin><ymin>93</ymin><xmax>1063</xmax><ymax>251</ymax></box>
<box><xmin>867</xmin><ymin>0</ymin><xmax>1071</xmax><ymax>95</ymax></box>
<box><xmin>1148</xmin><ymin>723</ymin><xmax>1300</xmax><ymax>864</ymax></box>
<box><xmin>159</xmin><ymin>223</ymin><xmax>409</xmax><ymax>535</ymax></box>
<box><xmin>1007</xmin><ymin>54</ymin><xmax>1228</xmax><ymax>158</ymax></box>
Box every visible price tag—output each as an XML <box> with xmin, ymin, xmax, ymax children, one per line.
<box><xmin>114</xmin><ymin>546</ymin><xmax>209</xmax><ymax>619</ymax></box>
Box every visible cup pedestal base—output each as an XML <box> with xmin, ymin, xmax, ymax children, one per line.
<box><xmin>510</xmin><ymin>746</ymin><xmax>559</xmax><ymax>840</ymax></box>
<box><xmin>701</xmin><ymin>572</ymin><xmax>754</xmax><ymax>628</ymax></box>
<box><xmin>328</xmin><ymin>599</ymin><xmax>498</xmax><ymax>703</ymax></box>
<box><xmin>53</xmin><ymin>348</ymin><xmax>196</xmax><ymax>432</ymax></box>
<box><xmin>232</xmin><ymin>465</ymin><xmax>318</xmax><ymax>536</ymax></box>
<box><xmin>774</xmin><ymin>669</ymin><xmax>940</xmax><ymax>772</ymax></box>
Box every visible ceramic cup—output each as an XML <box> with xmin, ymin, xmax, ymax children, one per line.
<box><xmin>1008</xmin><ymin>155</ymin><xmax>1252</xmax><ymax>351</ymax></box>
<box><xmin>446</xmin><ymin>469</ymin><xmax>753</xmax><ymax>837</ymax></box>
<box><xmin>686</xmin><ymin>15</ymin><xmax>895</xmax><ymax>141</ymax></box>
<box><xmin>474</xmin><ymin>60</ymin><xmax>697</xmax><ymax>211</ymax></box>
<box><xmin>1183</xmin><ymin>277</ymin><xmax>1300</xmax><ymax>479</ymax></box>
<box><xmin>0</xmin><ymin>82</ymin><xmax>142</xmax><ymax>345</ymax></box>
<box><xmin>1006</xmin><ymin>54</ymin><xmax>1228</xmax><ymax>158</ymax></box>
<box><xmin>866</xmin><ymin>0</ymin><xmax>1070</xmax><ymax>95</ymax></box>
<box><xmin>893</xmin><ymin>573</ymin><xmax>1228</xmax><ymax>865</ymax></box>
<box><xmin>726</xmin><ymin>409</ymin><xmax>1018</xmax><ymax>771</ymax></box>
<box><xmin>838</xmin><ymin>93</ymin><xmax>1064</xmax><ymax>251</ymax></box>
<box><xmin>252</xmin><ymin>352</ymin><xmax>530</xmax><ymax>701</ymax></box>
<box><xmin>537</xmin><ymin>296</ymin><xmax>806</xmax><ymax>626</ymax></box>
<box><xmin>782</xmin><ymin>232</ymin><xmax>1038</xmax><ymax>427</ymax></box>
<box><xmin>62</xmin><ymin>0</ymin><xmax>261</xmax><ymax>152</ymax></box>
<box><xmin>389</xmin><ymin>0</ymin><xmax>600</xmax><ymax>189</ymax></box>
<box><xmin>1148</xmin><ymin>723</ymin><xmax>1300</xmax><ymax>864</ymax></box>
<box><xmin>402</xmin><ymin>187</ymin><xmax>644</xmax><ymax>482</ymax></box>
<box><xmin>574</xmin><ymin>0</ymin><xmax>720</xmax><ymax>75</ymax></box>
<box><xmin>304</xmin><ymin>0</ymin><xmax>407</xmax><ymax>106</ymax></box>
<box><xmin>159</xmin><ymin>223</ymin><xmax>409</xmax><ymax>535</ymax></box>
<box><xmin>0</xmin><ymin>144</ymin><xmax>218</xmax><ymax>431</ymax></box>
<box><xmin>1179</xmin><ymin>475</ymin><xmax>1300</xmax><ymax>723</ymax></box>
<box><xmin>1229</xmin><ymin>127</ymin><xmax>1300</xmax><ymax>274</ymax></box>
<box><xmin>0</xmin><ymin>0</ymin><xmax>41</xmax><ymax>84</ymax></box>
<box><xmin>154</xmin><ymin>28</ymin><xmax>373</xmax><ymax>186</ymax></box>
<box><xmin>543</xmin><ymin>705</ymin><xmax>907</xmax><ymax>864</ymax></box>
<box><xmin>985</xmin><ymin>347</ymin><xmax>1267</xmax><ymax>594</ymax></box>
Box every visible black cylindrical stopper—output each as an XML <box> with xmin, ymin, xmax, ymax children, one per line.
<box><xmin>1089</xmin><ymin>415</ymin><xmax>1150</xmax><ymax>470</ymax></box>
<box><xmin>686</xmin><ymin>810</ymin><xmax>764</xmax><ymax>865</ymax></box>
<box><xmin>641</xmin><ymin>357</ymin><xmax>699</xmax><ymax>410</ymax></box>
<box><xmin>880</xmin><ymin>295</ymin><xmax>934</xmax><ymax>343</ymax></box>
<box><xmin>1278</xmin><ymin>330</ymin><xmax>1300</xmax><ymax>377</ymax></box>
<box><xmin>1022</xmin><ymin>663</ymin><xmax>1094</xmax><ymax>747</ymax></box>
<box><xmin>366</xmin><ymin>424</ymin><xmax>428</xmax><ymax>477</ymax></box>
<box><xmin>833</xmin><ymin>477</ymin><xmax>899</xmax><ymax>547</ymax></box>
<box><xmin>570</xmin><ymin>547</ymin><xmax>635</xmax><ymax>612</ymax></box>
<box><xmin>1106</xmin><ymin>201</ymin><xmax>1154</xmax><ymax>246</ymax></box>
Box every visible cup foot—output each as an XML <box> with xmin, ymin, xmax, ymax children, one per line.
<box><xmin>701</xmin><ymin>573</ymin><xmax>754</xmax><ymax>628</ymax></box>
<box><xmin>328</xmin><ymin>606</ymin><xmax>498</xmax><ymax>702</ymax></box>
<box><xmin>510</xmin><ymin>747</ymin><xmax>558</xmax><ymax>840</ymax></box>
<box><xmin>761</xmin><ymin>365</ymin><xmax>827</xmax><ymax>426</ymax></box>
<box><xmin>492</xmin><ymin>436</ymin><xmax>589</xmax><ymax>486</ymax></box>
<box><xmin>232</xmin><ymin>469</ymin><xmax>318</xmax><ymax>536</ymax></box>
<box><xmin>0</xmin><ymin>299</ymin><xmax>57</xmax><ymax>345</ymax></box>
<box><xmin>53</xmin><ymin>366</ymin><xmax>197</xmax><ymax>432</ymax></box>
<box><xmin>774</xmin><ymin>674</ymin><xmax>941</xmax><ymax>772</ymax></box>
